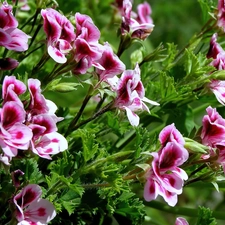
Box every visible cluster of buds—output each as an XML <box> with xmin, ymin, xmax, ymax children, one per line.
<box><xmin>0</xmin><ymin>76</ymin><xmax>68</xmax><ymax>165</ymax></box>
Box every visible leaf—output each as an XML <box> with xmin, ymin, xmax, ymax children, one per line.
<box><xmin>162</xmin><ymin>43</ymin><xmax>178</xmax><ymax>70</ymax></box>
<box><xmin>74</xmin><ymin>129</ymin><xmax>99</xmax><ymax>162</ymax></box>
<box><xmin>198</xmin><ymin>0</ymin><xmax>216</xmax><ymax>22</ymax></box>
<box><xmin>195</xmin><ymin>206</ymin><xmax>217</xmax><ymax>225</ymax></box>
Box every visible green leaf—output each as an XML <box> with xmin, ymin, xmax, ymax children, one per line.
<box><xmin>162</xmin><ymin>43</ymin><xmax>178</xmax><ymax>70</ymax></box>
<box><xmin>195</xmin><ymin>206</ymin><xmax>217</xmax><ymax>225</ymax></box>
<box><xmin>198</xmin><ymin>0</ymin><xmax>216</xmax><ymax>22</ymax></box>
<box><xmin>74</xmin><ymin>129</ymin><xmax>99</xmax><ymax>162</ymax></box>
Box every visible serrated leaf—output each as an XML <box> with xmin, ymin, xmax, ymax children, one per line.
<box><xmin>74</xmin><ymin>129</ymin><xmax>99</xmax><ymax>162</ymax></box>
<box><xmin>196</xmin><ymin>206</ymin><xmax>217</xmax><ymax>225</ymax></box>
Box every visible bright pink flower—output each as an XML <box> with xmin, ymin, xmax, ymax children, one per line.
<box><xmin>159</xmin><ymin>123</ymin><xmax>185</xmax><ymax>148</ymax></box>
<box><xmin>2</xmin><ymin>75</ymin><xmax>26</xmax><ymax>106</ymax></box>
<box><xmin>0</xmin><ymin>101</ymin><xmax>32</xmax><ymax>157</ymax></box>
<box><xmin>95</xmin><ymin>42</ymin><xmax>126</xmax><ymax>81</ymax></box>
<box><xmin>207</xmin><ymin>33</ymin><xmax>225</xmax><ymax>70</ymax></box>
<box><xmin>0</xmin><ymin>1</ymin><xmax>30</xmax><ymax>51</ymax></box>
<box><xmin>72</xmin><ymin>13</ymin><xmax>104</xmax><ymax>74</ymax></box>
<box><xmin>175</xmin><ymin>217</ymin><xmax>189</xmax><ymax>225</ymax></box>
<box><xmin>114</xmin><ymin>64</ymin><xmax>159</xmax><ymax>126</ymax></box>
<box><xmin>217</xmin><ymin>0</ymin><xmax>225</xmax><ymax>32</ymax></box>
<box><xmin>120</xmin><ymin>0</ymin><xmax>154</xmax><ymax>40</ymax></box>
<box><xmin>201</xmin><ymin>106</ymin><xmax>225</xmax><ymax>148</ymax></box>
<box><xmin>0</xmin><ymin>57</ymin><xmax>19</xmax><ymax>70</ymax></box>
<box><xmin>14</xmin><ymin>184</ymin><xmax>56</xmax><ymax>224</ymax></box>
<box><xmin>41</xmin><ymin>8</ymin><xmax>75</xmax><ymax>63</ymax></box>
<box><xmin>209</xmin><ymin>80</ymin><xmax>225</xmax><ymax>105</ymax></box>
<box><xmin>144</xmin><ymin>124</ymin><xmax>188</xmax><ymax>206</ymax></box>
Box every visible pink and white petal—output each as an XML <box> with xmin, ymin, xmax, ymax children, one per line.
<box><xmin>172</xmin><ymin>167</ymin><xmax>188</xmax><ymax>181</ymax></box>
<box><xmin>2</xmin><ymin>101</ymin><xmax>26</xmax><ymax>129</ymax></box>
<box><xmin>0</xmin><ymin>153</ymin><xmax>11</xmax><ymax>165</ymax></box>
<box><xmin>159</xmin><ymin>123</ymin><xmax>185</xmax><ymax>146</ymax></box>
<box><xmin>125</xmin><ymin>106</ymin><xmax>140</xmax><ymax>126</ymax></box>
<box><xmin>175</xmin><ymin>217</ymin><xmax>189</xmax><ymax>225</ymax></box>
<box><xmin>14</xmin><ymin>184</ymin><xmax>42</xmax><ymax>212</ymax></box>
<box><xmin>58</xmin><ymin>39</ymin><xmax>72</xmax><ymax>54</ymax></box>
<box><xmin>25</xmin><ymin>198</ymin><xmax>56</xmax><ymax>223</ymax></box>
<box><xmin>0</xmin><ymin>139</ymin><xmax>18</xmax><ymax>156</ymax></box>
<box><xmin>142</xmin><ymin>96</ymin><xmax>160</xmax><ymax>106</ymax></box>
<box><xmin>7</xmin><ymin>123</ymin><xmax>32</xmax><ymax>145</ymax></box>
<box><xmin>45</xmin><ymin>132</ymin><xmax>68</xmax><ymax>152</ymax></box>
<box><xmin>158</xmin><ymin>186</ymin><xmax>178</xmax><ymax>207</ymax></box>
<box><xmin>48</xmin><ymin>45</ymin><xmax>67</xmax><ymax>64</ymax></box>
<box><xmin>159</xmin><ymin>173</ymin><xmax>184</xmax><ymax>194</ymax></box>
<box><xmin>0</xmin><ymin>28</ymin><xmax>12</xmax><ymax>45</ymax></box>
<box><xmin>143</xmin><ymin>178</ymin><xmax>159</xmax><ymax>201</ymax></box>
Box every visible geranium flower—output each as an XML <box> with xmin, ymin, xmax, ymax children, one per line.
<box><xmin>95</xmin><ymin>42</ymin><xmax>126</xmax><ymax>81</ymax></box>
<box><xmin>201</xmin><ymin>106</ymin><xmax>225</xmax><ymax>148</ymax></box>
<box><xmin>217</xmin><ymin>0</ymin><xmax>225</xmax><ymax>32</ymax></box>
<box><xmin>0</xmin><ymin>1</ymin><xmax>30</xmax><ymax>51</ymax></box>
<box><xmin>41</xmin><ymin>8</ymin><xmax>75</xmax><ymax>63</ymax></box>
<box><xmin>13</xmin><ymin>184</ymin><xmax>56</xmax><ymax>224</ymax></box>
<box><xmin>0</xmin><ymin>101</ymin><xmax>33</xmax><ymax>158</ymax></box>
<box><xmin>144</xmin><ymin>124</ymin><xmax>188</xmax><ymax>206</ymax></box>
<box><xmin>114</xmin><ymin>64</ymin><xmax>159</xmax><ymax>126</ymax></box>
<box><xmin>0</xmin><ymin>58</ymin><xmax>19</xmax><ymax>70</ymax></box>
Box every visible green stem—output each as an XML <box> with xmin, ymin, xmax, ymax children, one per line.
<box><xmin>65</xmin><ymin>86</ymin><xmax>93</xmax><ymax>136</ymax></box>
<box><xmin>45</xmin><ymin>180</ymin><xmax>65</xmax><ymax>198</ymax></box>
<box><xmin>145</xmin><ymin>201</ymin><xmax>225</xmax><ymax>220</ymax></box>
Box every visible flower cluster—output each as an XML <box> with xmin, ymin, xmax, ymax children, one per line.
<box><xmin>201</xmin><ymin>106</ymin><xmax>225</xmax><ymax>172</ymax></box>
<box><xmin>115</xmin><ymin>0</ymin><xmax>154</xmax><ymax>40</ymax></box>
<box><xmin>144</xmin><ymin>124</ymin><xmax>189</xmax><ymax>206</ymax></box>
<box><xmin>113</xmin><ymin>63</ymin><xmax>159</xmax><ymax>126</ymax></box>
<box><xmin>0</xmin><ymin>76</ymin><xmax>68</xmax><ymax>165</ymax></box>
<box><xmin>13</xmin><ymin>184</ymin><xmax>56</xmax><ymax>224</ymax></box>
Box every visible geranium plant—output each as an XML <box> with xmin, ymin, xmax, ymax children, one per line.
<box><xmin>1</xmin><ymin>0</ymin><xmax>225</xmax><ymax>224</ymax></box>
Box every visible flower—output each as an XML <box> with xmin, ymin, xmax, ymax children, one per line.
<box><xmin>41</xmin><ymin>8</ymin><xmax>75</xmax><ymax>63</ymax></box>
<box><xmin>201</xmin><ymin>106</ymin><xmax>225</xmax><ymax>148</ymax></box>
<box><xmin>0</xmin><ymin>1</ymin><xmax>30</xmax><ymax>51</ymax></box>
<box><xmin>95</xmin><ymin>42</ymin><xmax>126</xmax><ymax>81</ymax></box>
<box><xmin>114</xmin><ymin>63</ymin><xmax>159</xmax><ymax>126</ymax></box>
<box><xmin>144</xmin><ymin>124</ymin><xmax>188</xmax><ymax>206</ymax></box>
<box><xmin>72</xmin><ymin>13</ymin><xmax>104</xmax><ymax>74</ymax></box>
<box><xmin>206</xmin><ymin>34</ymin><xmax>225</xmax><ymax>104</ymax></box>
<box><xmin>175</xmin><ymin>217</ymin><xmax>189</xmax><ymax>225</ymax></box>
<box><xmin>217</xmin><ymin>0</ymin><xmax>225</xmax><ymax>32</ymax></box>
<box><xmin>13</xmin><ymin>184</ymin><xmax>56</xmax><ymax>224</ymax></box>
<box><xmin>120</xmin><ymin>0</ymin><xmax>154</xmax><ymax>40</ymax></box>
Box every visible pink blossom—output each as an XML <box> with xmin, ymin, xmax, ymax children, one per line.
<box><xmin>0</xmin><ymin>101</ymin><xmax>33</xmax><ymax>157</ymax></box>
<box><xmin>120</xmin><ymin>0</ymin><xmax>154</xmax><ymax>40</ymax></box>
<box><xmin>144</xmin><ymin>124</ymin><xmax>188</xmax><ymax>206</ymax></box>
<box><xmin>72</xmin><ymin>13</ymin><xmax>103</xmax><ymax>74</ymax></box>
<box><xmin>95</xmin><ymin>42</ymin><xmax>126</xmax><ymax>81</ymax></box>
<box><xmin>217</xmin><ymin>0</ymin><xmax>225</xmax><ymax>32</ymax></box>
<box><xmin>14</xmin><ymin>184</ymin><xmax>56</xmax><ymax>224</ymax></box>
<box><xmin>0</xmin><ymin>1</ymin><xmax>30</xmax><ymax>51</ymax></box>
<box><xmin>201</xmin><ymin>106</ymin><xmax>225</xmax><ymax>148</ymax></box>
<box><xmin>11</xmin><ymin>169</ymin><xmax>24</xmax><ymax>187</ymax></box>
<box><xmin>2</xmin><ymin>75</ymin><xmax>26</xmax><ymax>106</ymax></box>
<box><xmin>206</xmin><ymin>34</ymin><xmax>225</xmax><ymax>104</ymax></box>
<box><xmin>175</xmin><ymin>217</ymin><xmax>189</xmax><ymax>225</ymax></box>
<box><xmin>41</xmin><ymin>8</ymin><xmax>75</xmax><ymax>63</ymax></box>
<box><xmin>0</xmin><ymin>57</ymin><xmax>19</xmax><ymax>70</ymax></box>
<box><xmin>114</xmin><ymin>64</ymin><xmax>159</xmax><ymax>126</ymax></box>
<box><xmin>159</xmin><ymin>123</ymin><xmax>185</xmax><ymax>147</ymax></box>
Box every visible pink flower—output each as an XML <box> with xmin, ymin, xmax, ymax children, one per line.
<box><xmin>201</xmin><ymin>106</ymin><xmax>225</xmax><ymax>148</ymax></box>
<box><xmin>2</xmin><ymin>75</ymin><xmax>26</xmax><ymax>106</ymax></box>
<box><xmin>217</xmin><ymin>0</ymin><xmax>225</xmax><ymax>32</ymax></box>
<box><xmin>144</xmin><ymin>124</ymin><xmax>188</xmax><ymax>206</ymax></box>
<box><xmin>0</xmin><ymin>101</ymin><xmax>33</xmax><ymax>158</ymax></box>
<box><xmin>209</xmin><ymin>80</ymin><xmax>225</xmax><ymax>105</ymax></box>
<box><xmin>120</xmin><ymin>0</ymin><xmax>154</xmax><ymax>40</ymax></box>
<box><xmin>114</xmin><ymin>64</ymin><xmax>159</xmax><ymax>126</ymax></box>
<box><xmin>41</xmin><ymin>8</ymin><xmax>75</xmax><ymax>63</ymax></box>
<box><xmin>95</xmin><ymin>42</ymin><xmax>126</xmax><ymax>81</ymax></box>
<box><xmin>13</xmin><ymin>184</ymin><xmax>56</xmax><ymax>224</ymax></box>
<box><xmin>11</xmin><ymin>169</ymin><xmax>24</xmax><ymax>187</ymax></box>
<box><xmin>175</xmin><ymin>217</ymin><xmax>189</xmax><ymax>225</ymax></box>
<box><xmin>0</xmin><ymin>1</ymin><xmax>30</xmax><ymax>51</ymax></box>
<box><xmin>72</xmin><ymin>13</ymin><xmax>104</xmax><ymax>74</ymax></box>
